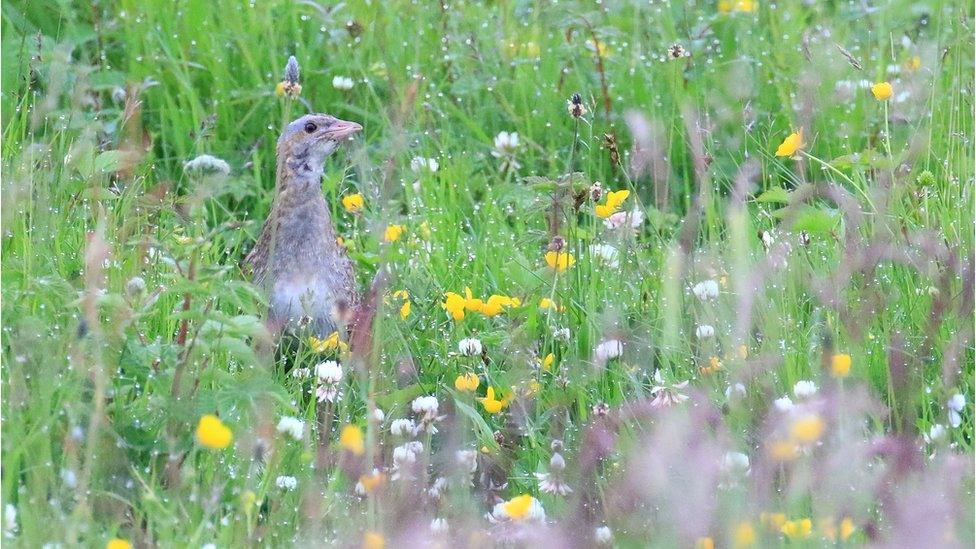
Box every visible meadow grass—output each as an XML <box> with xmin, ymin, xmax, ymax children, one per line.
<box><xmin>1</xmin><ymin>0</ymin><xmax>974</xmax><ymax>547</ymax></box>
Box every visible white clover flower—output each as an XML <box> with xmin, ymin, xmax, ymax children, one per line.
<box><xmin>924</xmin><ymin>424</ymin><xmax>947</xmax><ymax>443</ymax></box>
<box><xmin>590</xmin><ymin>244</ymin><xmax>620</xmax><ymax>268</ymax></box>
<box><xmin>695</xmin><ymin>324</ymin><xmax>715</xmax><ymax>339</ymax></box>
<box><xmin>604</xmin><ymin>207</ymin><xmax>645</xmax><ymax>230</ymax></box>
<box><xmin>332</xmin><ymin>75</ymin><xmax>355</xmax><ymax>90</ymax></box>
<box><xmin>723</xmin><ymin>451</ymin><xmax>750</xmax><ymax>474</ymax></box>
<box><xmin>276</xmin><ymin>416</ymin><xmax>305</xmax><ymax>441</ymax></box>
<box><xmin>456</xmin><ymin>449</ymin><xmax>478</xmax><ymax>473</ymax></box>
<box><xmin>183</xmin><ymin>154</ymin><xmax>231</xmax><ymax>176</ymax></box>
<box><xmin>393</xmin><ymin>441</ymin><xmax>423</xmax><ymax>467</ymax></box>
<box><xmin>371</xmin><ymin>408</ymin><xmax>385</xmax><ymax>423</ymax></box>
<box><xmin>692</xmin><ymin>279</ymin><xmax>720</xmax><ymax>300</ymax></box>
<box><xmin>948</xmin><ymin>393</ymin><xmax>966</xmax><ymax>428</ymax></box>
<box><xmin>427</xmin><ymin>476</ymin><xmax>448</xmax><ymax>499</ymax></box>
<box><xmin>793</xmin><ymin>380</ymin><xmax>818</xmax><ymax>399</ymax></box>
<box><xmin>595</xmin><ymin>525</ymin><xmax>614</xmax><ymax>545</ymax></box>
<box><xmin>125</xmin><ymin>276</ymin><xmax>146</xmax><ymax>298</ymax></box>
<box><xmin>4</xmin><ymin>504</ymin><xmax>17</xmax><ymax>539</ymax></box>
<box><xmin>410</xmin><ymin>156</ymin><xmax>439</xmax><ymax>173</ymax></box>
<box><xmin>390</xmin><ymin>418</ymin><xmax>416</xmax><ymax>437</ymax></box>
<box><xmin>201</xmin><ymin>544</ymin><xmax>217</xmax><ymax>549</ymax></box>
<box><xmin>315</xmin><ymin>361</ymin><xmax>343</xmax><ymax>383</ymax></box>
<box><xmin>593</xmin><ymin>339</ymin><xmax>624</xmax><ymax>363</ymax></box>
<box><xmin>491</xmin><ymin>131</ymin><xmax>521</xmax><ymax>171</ymax></box>
<box><xmin>275</xmin><ymin>475</ymin><xmax>298</xmax><ymax>491</ymax></box>
<box><xmin>650</xmin><ymin>369</ymin><xmax>690</xmax><ymax>408</ymax></box>
<box><xmin>412</xmin><ymin>395</ymin><xmax>439</xmax><ymax>420</ymax></box>
<box><xmin>773</xmin><ymin>396</ymin><xmax>795</xmax><ymax>412</ymax></box>
<box><xmin>458</xmin><ymin>338</ymin><xmax>483</xmax><ymax>357</ymax></box>
<box><xmin>725</xmin><ymin>382</ymin><xmax>747</xmax><ymax>400</ymax></box>
<box><xmin>552</xmin><ymin>327</ymin><xmax>571</xmax><ymax>342</ymax></box>
<box><xmin>430</xmin><ymin>518</ymin><xmax>449</xmax><ymax>534</ymax></box>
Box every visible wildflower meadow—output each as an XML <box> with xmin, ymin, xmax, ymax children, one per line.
<box><xmin>2</xmin><ymin>1</ymin><xmax>974</xmax><ymax>547</ymax></box>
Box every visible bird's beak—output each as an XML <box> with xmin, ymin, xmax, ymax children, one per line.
<box><xmin>325</xmin><ymin>119</ymin><xmax>363</xmax><ymax>140</ymax></box>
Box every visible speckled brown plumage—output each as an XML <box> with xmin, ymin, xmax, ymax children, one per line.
<box><xmin>244</xmin><ymin>113</ymin><xmax>362</xmax><ymax>338</ymax></box>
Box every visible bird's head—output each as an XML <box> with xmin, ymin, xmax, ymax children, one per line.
<box><xmin>276</xmin><ymin>113</ymin><xmax>362</xmax><ymax>173</ymax></box>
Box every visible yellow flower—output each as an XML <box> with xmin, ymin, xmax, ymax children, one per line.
<box><xmin>501</xmin><ymin>494</ymin><xmax>534</xmax><ymax>520</ymax></box>
<box><xmin>478</xmin><ymin>386</ymin><xmax>507</xmax><ymax>414</ymax></box>
<box><xmin>761</xmin><ymin>512</ymin><xmax>787</xmax><ymax>531</ymax></box>
<box><xmin>719</xmin><ymin>0</ymin><xmax>757</xmax><ymax>13</ymax></box>
<box><xmin>831</xmin><ymin>353</ymin><xmax>852</xmax><ymax>377</ymax></box>
<box><xmin>839</xmin><ymin>517</ymin><xmax>855</xmax><ymax>541</ymax></box>
<box><xmin>767</xmin><ymin>440</ymin><xmax>799</xmax><ymax>461</ymax></box>
<box><xmin>700</xmin><ymin>356</ymin><xmax>723</xmax><ymax>375</ymax></box>
<box><xmin>871</xmin><ymin>81</ymin><xmax>893</xmax><ymax>100</ymax></box>
<box><xmin>737</xmin><ymin>344</ymin><xmax>749</xmax><ymax>359</ymax></box>
<box><xmin>527</xmin><ymin>379</ymin><xmax>541</xmax><ymax>396</ymax></box>
<box><xmin>275</xmin><ymin>81</ymin><xmax>302</xmax><ymax>98</ymax></box>
<box><xmin>455</xmin><ymin>373</ymin><xmax>480</xmax><ymax>392</ymax></box>
<box><xmin>309</xmin><ymin>332</ymin><xmax>348</xmax><ymax>353</ymax></box>
<box><xmin>106</xmin><ymin>539</ymin><xmax>132</xmax><ymax>549</ymax></box>
<box><xmin>781</xmin><ymin>518</ymin><xmax>813</xmax><ymax>540</ymax></box>
<box><xmin>821</xmin><ymin>516</ymin><xmax>856</xmax><ymax>541</ymax></box>
<box><xmin>545</xmin><ymin>251</ymin><xmax>576</xmax><ymax>272</ymax></box>
<box><xmin>442</xmin><ymin>292</ymin><xmax>466</xmax><ymax>320</ymax></box>
<box><xmin>399</xmin><ymin>300</ymin><xmax>411</xmax><ymax>320</ymax></box>
<box><xmin>790</xmin><ymin>414</ymin><xmax>825</xmax><ymax>444</ymax></box>
<box><xmin>542</xmin><ymin>353</ymin><xmax>555</xmax><ymax>371</ymax></box>
<box><xmin>362</xmin><ymin>531</ymin><xmax>385</xmax><ymax>549</ymax></box>
<box><xmin>342</xmin><ymin>193</ymin><xmax>365</xmax><ymax>213</ymax></box>
<box><xmin>358</xmin><ymin>472</ymin><xmax>386</xmax><ymax>493</ymax></box>
<box><xmin>594</xmin><ymin>189</ymin><xmax>630</xmax><ymax>218</ymax></box>
<box><xmin>539</xmin><ymin>297</ymin><xmax>561</xmax><ymax>311</ymax></box>
<box><xmin>695</xmin><ymin>537</ymin><xmax>715</xmax><ymax>549</ymax></box>
<box><xmin>240</xmin><ymin>490</ymin><xmax>258</xmax><ymax>510</ymax></box>
<box><xmin>481</xmin><ymin>294</ymin><xmax>520</xmax><ymax>316</ymax></box>
<box><xmin>384</xmin><ymin>224</ymin><xmax>405</xmax><ymax>242</ymax></box>
<box><xmin>904</xmin><ymin>56</ymin><xmax>921</xmax><ymax>71</ymax></box>
<box><xmin>733</xmin><ymin>521</ymin><xmax>756</xmax><ymax>547</ymax></box>
<box><xmin>195</xmin><ymin>414</ymin><xmax>232</xmax><ymax>450</ymax></box>
<box><xmin>392</xmin><ymin>290</ymin><xmax>409</xmax><ymax>300</ymax></box>
<box><xmin>775</xmin><ymin>129</ymin><xmax>803</xmax><ymax>157</ymax></box>
<box><xmin>339</xmin><ymin>424</ymin><xmax>365</xmax><ymax>455</ymax></box>
<box><xmin>586</xmin><ymin>38</ymin><xmax>612</xmax><ymax>58</ymax></box>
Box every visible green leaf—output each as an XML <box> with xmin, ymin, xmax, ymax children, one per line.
<box><xmin>792</xmin><ymin>208</ymin><xmax>840</xmax><ymax>235</ymax></box>
<box><xmin>374</xmin><ymin>383</ymin><xmax>426</xmax><ymax>412</ymax></box>
<box><xmin>453</xmin><ymin>396</ymin><xmax>497</xmax><ymax>447</ymax></box>
<box><xmin>755</xmin><ymin>186</ymin><xmax>791</xmax><ymax>204</ymax></box>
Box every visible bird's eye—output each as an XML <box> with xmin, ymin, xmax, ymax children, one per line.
<box><xmin>304</xmin><ymin>122</ymin><xmax>317</xmax><ymax>133</ymax></box>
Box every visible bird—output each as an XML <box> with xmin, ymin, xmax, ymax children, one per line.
<box><xmin>244</xmin><ymin>113</ymin><xmax>363</xmax><ymax>340</ymax></box>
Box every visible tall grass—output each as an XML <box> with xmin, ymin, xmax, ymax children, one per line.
<box><xmin>2</xmin><ymin>0</ymin><xmax>973</xmax><ymax>546</ymax></box>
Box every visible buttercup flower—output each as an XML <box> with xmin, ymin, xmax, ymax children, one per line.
<box><xmin>442</xmin><ymin>292</ymin><xmax>467</xmax><ymax>320</ymax></box>
<box><xmin>871</xmin><ymin>81</ymin><xmax>893</xmax><ymax>100</ymax></box>
<box><xmin>195</xmin><ymin>414</ymin><xmax>232</xmax><ymax>450</ymax></box>
<box><xmin>831</xmin><ymin>353</ymin><xmax>852</xmax><ymax>377</ymax></box>
<box><xmin>541</xmin><ymin>353</ymin><xmax>556</xmax><ymax>371</ymax></box>
<box><xmin>732</xmin><ymin>521</ymin><xmax>756</xmax><ymax>547</ymax></box>
<box><xmin>594</xmin><ymin>189</ymin><xmax>630</xmax><ymax>218</ymax></box>
<box><xmin>384</xmin><ymin>224</ymin><xmax>405</xmax><ymax>242</ymax></box>
<box><xmin>362</xmin><ymin>531</ymin><xmax>385</xmax><ymax>549</ymax></box>
<box><xmin>492</xmin><ymin>494</ymin><xmax>545</xmax><ymax>522</ymax></box>
<box><xmin>790</xmin><ymin>414</ymin><xmax>825</xmax><ymax>444</ymax></box>
<box><xmin>545</xmin><ymin>251</ymin><xmax>576</xmax><ymax>272</ymax></box>
<box><xmin>356</xmin><ymin>470</ymin><xmax>386</xmax><ymax>495</ymax></box>
<box><xmin>775</xmin><ymin>129</ymin><xmax>803</xmax><ymax>157</ymax></box>
<box><xmin>780</xmin><ymin>518</ymin><xmax>813</xmax><ymax>540</ymax></box>
<box><xmin>455</xmin><ymin>373</ymin><xmax>480</xmax><ymax>392</ymax></box>
<box><xmin>342</xmin><ymin>193</ymin><xmax>365</xmax><ymax>213</ymax></box>
<box><xmin>107</xmin><ymin>539</ymin><xmax>132</xmax><ymax>549</ymax></box>
<box><xmin>309</xmin><ymin>331</ymin><xmax>348</xmax><ymax>353</ymax></box>
<box><xmin>339</xmin><ymin>425</ymin><xmax>365</xmax><ymax>455</ymax></box>
<box><xmin>718</xmin><ymin>0</ymin><xmax>757</xmax><ymax>13</ymax></box>
<box><xmin>478</xmin><ymin>386</ymin><xmax>507</xmax><ymax>414</ymax></box>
